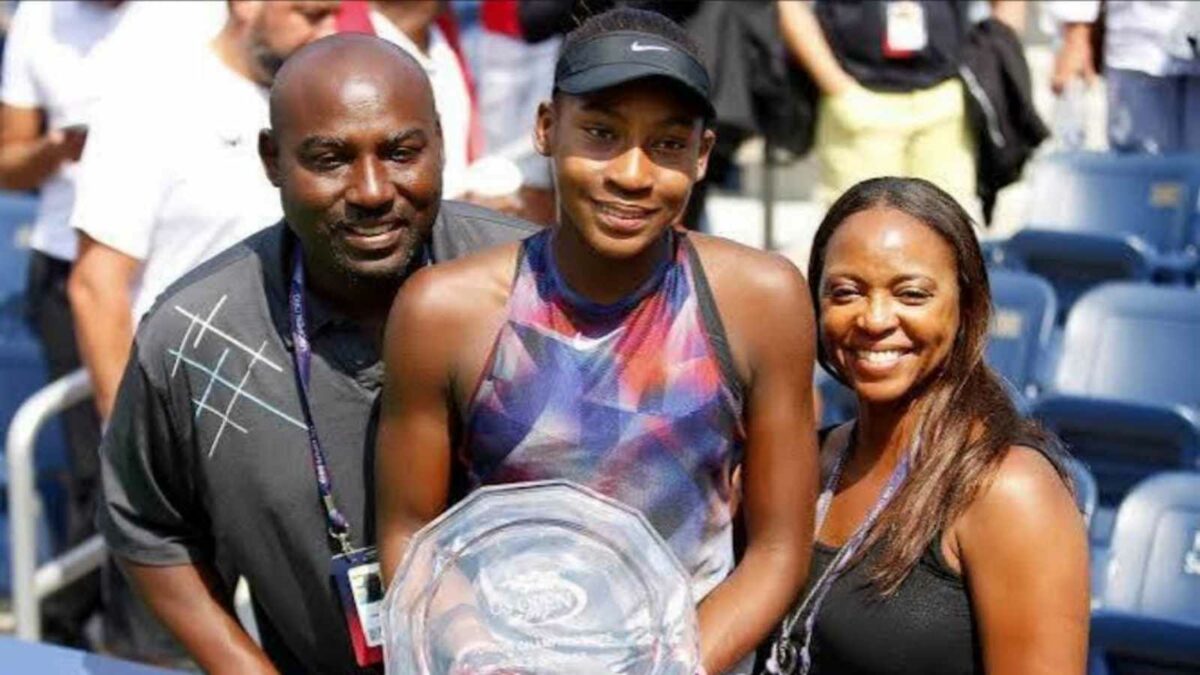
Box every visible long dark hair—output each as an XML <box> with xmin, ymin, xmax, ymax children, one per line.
<box><xmin>809</xmin><ymin>177</ymin><xmax>1070</xmax><ymax>594</ymax></box>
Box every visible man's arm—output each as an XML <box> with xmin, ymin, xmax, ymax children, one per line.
<box><xmin>777</xmin><ymin>0</ymin><xmax>856</xmax><ymax>96</ymax></box>
<box><xmin>99</xmin><ymin>340</ymin><xmax>276</xmax><ymax>673</ymax></box>
<box><xmin>0</xmin><ymin>104</ymin><xmax>86</xmax><ymax>190</ymax></box>
<box><xmin>67</xmin><ymin>233</ymin><xmax>139</xmax><ymax>420</ymax></box>
<box><xmin>1044</xmin><ymin>0</ymin><xmax>1100</xmax><ymax>94</ymax></box>
<box><xmin>121</xmin><ymin>560</ymin><xmax>279</xmax><ymax>675</ymax></box>
<box><xmin>693</xmin><ymin>247</ymin><xmax>819</xmax><ymax>674</ymax></box>
<box><xmin>66</xmin><ymin>70</ymin><xmax>170</xmax><ymax>420</ymax></box>
<box><xmin>1051</xmin><ymin>22</ymin><xmax>1097</xmax><ymax>94</ymax></box>
<box><xmin>0</xmin><ymin>4</ymin><xmax>86</xmax><ymax>189</ymax></box>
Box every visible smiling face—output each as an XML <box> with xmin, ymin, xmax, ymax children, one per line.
<box><xmin>535</xmin><ymin>78</ymin><xmax>713</xmax><ymax>260</ymax></box>
<box><xmin>261</xmin><ymin>47</ymin><xmax>443</xmax><ymax>286</ymax></box>
<box><xmin>819</xmin><ymin>207</ymin><xmax>961</xmax><ymax>407</ymax></box>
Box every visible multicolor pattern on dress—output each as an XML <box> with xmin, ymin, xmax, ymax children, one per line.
<box><xmin>462</xmin><ymin>228</ymin><xmax>746</xmax><ymax>600</ymax></box>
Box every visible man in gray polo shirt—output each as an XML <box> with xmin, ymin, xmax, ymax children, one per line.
<box><xmin>96</xmin><ymin>35</ymin><xmax>536</xmax><ymax>674</ymax></box>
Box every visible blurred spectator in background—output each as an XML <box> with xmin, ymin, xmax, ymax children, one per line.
<box><xmin>68</xmin><ymin>0</ymin><xmax>336</xmax><ymax>424</ymax></box>
<box><xmin>515</xmin><ymin>0</ymin><xmax>700</xmax><ymax>43</ymax></box>
<box><xmin>1047</xmin><ymin>0</ymin><xmax>1200</xmax><ymax>154</ymax></box>
<box><xmin>778</xmin><ymin>1</ymin><xmax>1025</xmax><ymax>214</ymax></box>
<box><xmin>2</xmin><ymin>0</ymin><xmax>228</xmax><ymax>658</ymax></box>
<box><xmin>468</xmin><ymin>0</ymin><xmax>560</xmax><ymax>224</ymax></box>
<box><xmin>342</xmin><ymin>0</ymin><xmax>560</xmax><ymax>223</ymax></box>
<box><xmin>339</xmin><ymin>0</ymin><xmax>477</xmax><ymax>199</ymax></box>
<box><xmin>0</xmin><ymin>0</ymin><xmax>132</xmax><ymax>649</ymax></box>
<box><xmin>0</xmin><ymin>1</ymin><xmax>13</xmax><ymax>69</ymax></box>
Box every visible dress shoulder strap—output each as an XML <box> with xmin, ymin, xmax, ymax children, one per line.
<box><xmin>679</xmin><ymin>232</ymin><xmax>744</xmax><ymax>406</ymax></box>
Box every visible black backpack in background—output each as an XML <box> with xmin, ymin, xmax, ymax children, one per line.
<box><xmin>959</xmin><ymin>18</ymin><xmax>1050</xmax><ymax>224</ymax></box>
<box><xmin>687</xmin><ymin>0</ymin><xmax>819</xmax><ymax>162</ymax></box>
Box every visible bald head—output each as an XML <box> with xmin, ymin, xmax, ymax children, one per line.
<box><xmin>258</xmin><ymin>33</ymin><xmax>446</xmax><ymax>293</ymax></box>
<box><xmin>269</xmin><ymin>34</ymin><xmax>438</xmax><ymax>140</ymax></box>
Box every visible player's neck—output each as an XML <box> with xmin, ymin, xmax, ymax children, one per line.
<box><xmin>550</xmin><ymin>225</ymin><xmax>670</xmax><ymax>306</ymax></box>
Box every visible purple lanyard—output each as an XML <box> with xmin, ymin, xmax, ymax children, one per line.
<box><xmin>767</xmin><ymin>426</ymin><xmax>915</xmax><ymax>675</ymax></box>
<box><xmin>290</xmin><ymin>247</ymin><xmax>354</xmax><ymax>555</ymax></box>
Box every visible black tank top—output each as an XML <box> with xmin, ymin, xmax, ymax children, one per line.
<box><xmin>800</xmin><ymin>537</ymin><xmax>982</xmax><ymax>675</ymax></box>
<box><xmin>754</xmin><ymin>425</ymin><xmax>983</xmax><ymax>675</ymax></box>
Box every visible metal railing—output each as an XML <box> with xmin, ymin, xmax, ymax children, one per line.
<box><xmin>5</xmin><ymin>368</ymin><xmax>262</xmax><ymax>647</ymax></box>
<box><xmin>6</xmin><ymin>368</ymin><xmax>105</xmax><ymax>640</ymax></box>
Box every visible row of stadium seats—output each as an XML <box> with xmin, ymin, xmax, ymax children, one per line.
<box><xmin>1040</xmin><ymin>156</ymin><xmax>1200</xmax><ymax>671</ymax></box>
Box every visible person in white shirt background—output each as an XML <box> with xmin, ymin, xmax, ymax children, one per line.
<box><xmin>1047</xmin><ymin>0</ymin><xmax>1200</xmax><ymax>153</ymax></box>
<box><xmin>359</xmin><ymin>0</ymin><xmax>556</xmax><ymax>223</ymax></box>
<box><xmin>469</xmin><ymin>0</ymin><xmax>560</xmax><ymax>225</ymax></box>
<box><xmin>0</xmin><ymin>0</ymin><xmax>220</xmax><ymax>652</ymax></box>
<box><xmin>365</xmin><ymin>0</ymin><xmax>474</xmax><ymax>199</ymax></box>
<box><xmin>67</xmin><ymin>0</ymin><xmax>337</xmax><ymax>426</ymax></box>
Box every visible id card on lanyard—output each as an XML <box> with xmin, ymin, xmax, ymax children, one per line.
<box><xmin>883</xmin><ymin>1</ymin><xmax>928</xmax><ymax>59</ymax></box>
<box><xmin>290</xmin><ymin>247</ymin><xmax>383</xmax><ymax>668</ymax></box>
<box><xmin>331</xmin><ymin>547</ymin><xmax>385</xmax><ymax>664</ymax></box>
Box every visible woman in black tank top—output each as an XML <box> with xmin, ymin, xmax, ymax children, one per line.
<box><xmin>759</xmin><ymin>178</ymin><xmax>1089</xmax><ymax>674</ymax></box>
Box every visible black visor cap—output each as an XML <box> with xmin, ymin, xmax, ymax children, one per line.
<box><xmin>554</xmin><ymin>30</ymin><xmax>715</xmax><ymax>120</ymax></box>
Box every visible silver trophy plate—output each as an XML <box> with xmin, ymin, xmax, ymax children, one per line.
<box><xmin>382</xmin><ymin>480</ymin><xmax>699</xmax><ymax>674</ymax></box>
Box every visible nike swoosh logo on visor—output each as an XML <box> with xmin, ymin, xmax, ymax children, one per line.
<box><xmin>630</xmin><ymin>41</ymin><xmax>670</xmax><ymax>53</ymax></box>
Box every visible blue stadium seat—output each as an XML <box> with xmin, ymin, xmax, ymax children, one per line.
<box><xmin>1088</xmin><ymin>611</ymin><xmax>1200</xmax><ymax>675</ymax></box>
<box><xmin>0</xmin><ymin>190</ymin><xmax>37</xmax><ymax>305</ymax></box>
<box><xmin>1048</xmin><ymin>283</ymin><xmax>1200</xmax><ymax>410</ymax></box>
<box><xmin>996</xmin><ymin>152</ymin><xmax>1200</xmax><ymax>317</ymax></box>
<box><xmin>1101</xmin><ymin>472</ymin><xmax>1200</xmax><ymax>620</ymax></box>
<box><xmin>0</xmin><ymin>337</ymin><xmax>70</xmax><ymax>591</ymax></box>
<box><xmin>1035</xmin><ymin>397</ymin><xmax>1199</xmax><ymax>514</ymax></box>
<box><xmin>0</xmin><ymin>312</ymin><xmax>67</xmax><ymax>479</ymax></box>
<box><xmin>1087</xmin><ymin>472</ymin><xmax>1200</xmax><ymax>675</ymax></box>
<box><xmin>986</xmin><ymin>268</ymin><xmax>1057</xmax><ymax>400</ymax></box>
<box><xmin>1023</xmin><ymin>153</ymin><xmax>1200</xmax><ymax>256</ymax></box>
<box><xmin>0</xmin><ymin>511</ymin><xmax>56</xmax><ymax>598</ymax></box>
<box><xmin>1000</xmin><ymin>229</ymin><xmax>1153</xmax><ymax>321</ymax></box>
<box><xmin>1033</xmin><ymin>283</ymin><xmax>1200</xmax><ymax>513</ymax></box>
<box><xmin>450</xmin><ymin>0</ymin><xmax>482</xmax><ymax>27</ymax></box>
<box><xmin>0</xmin><ymin>635</ymin><xmax>185</xmax><ymax>673</ymax></box>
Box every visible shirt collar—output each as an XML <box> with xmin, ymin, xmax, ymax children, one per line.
<box><xmin>261</xmin><ymin>224</ymin><xmax>351</xmax><ymax>347</ymax></box>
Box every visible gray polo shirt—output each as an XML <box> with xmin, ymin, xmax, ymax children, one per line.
<box><xmin>98</xmin><ymin>202</ymin><xmax>537</xmax><ymax>674</ymax></box>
